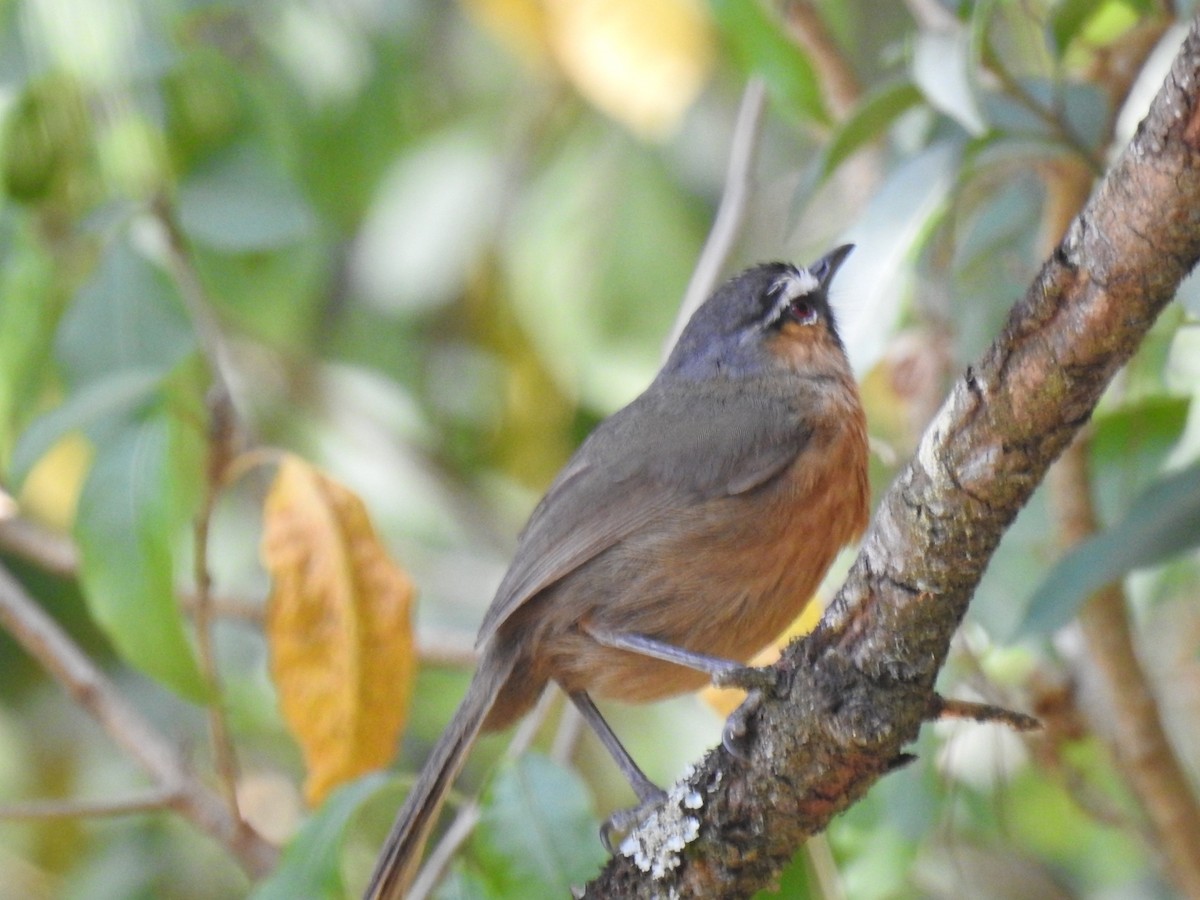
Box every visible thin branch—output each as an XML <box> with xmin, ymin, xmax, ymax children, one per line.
<box><xmin>151</xmin><ymin>195</ymin><xmax>249</xmax><ymax>827</ymax></box>
<box><xmin>953</xmin><ymin>641</ymin><xmax>1140</xmax><ymax>834</ymax></box>
<box><xmin>192</xmin><ymin>390</ymin><xmax>245</xmax><ymax>825</ymax></box>
<box><xmin>550</xmin><ymin>700</ymin><xmax>585</xmax><ymax>766</ymax></box>
<box><xmin>782</xmin><ymin>1</ymin><xmax>862</xmax><ymax>118</ymax></box>
<box><xmin>665</xmin><ymin>78</ymin><xmax>767</xmax><ymax>353</ymax></box>
<box><xmin>412</xmin><ymin>627</ymin><xmax>479</xmax><ymax>668</ymax></box>
<box><xmin>803</xmin><ymin>834</ymin><xmax>845</xmax><ymax>900</ymax></box>
<box><xmin>0</xmin><ymin>562</ymin><xmax>277</xmax><ymax>875</ymax></box>
<box><xmin>0</xmin><ymin>789</ymin><xmax>177</xmax><ymax>820</ymax></box>
<box><xmin>151</xmin><ymin>196</ymin><xmax>239</xmax><ymax>412</ymax></box>
<box><xmin>980</xmin><ymin>44</ymin><xmax>1107</xmax><ymax>176</ymax></box>
<box><xmin>1049</xmin><ymin>439</ymin><xmax>1200</xmax><ymax>896</ymax></box>
<box><xmin>151</xmin><ymin>194</ymin><xmax>299</xmax><ymax>841</ymax></box>
<box><xmin>0</xmin><ymin>517</ymin><xmax>79</xmax><ymax>577</ymax></box>
<box><xmin>181</xmin><ymin>590</ymin><xmax>483</xmax><ymax>668</ymax></box>
<box><xmin>180</xmin><ymin>593</ymin><xmax>265</xmax><ymax>625</ymax></box>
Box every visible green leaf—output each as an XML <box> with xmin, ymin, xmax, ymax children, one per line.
<box><xmin>55</xmin><ymin>235</ymin><xmax>195</xmax><ymax>389</ymax></box>
<box><xmin>813</xmin><ymin>81</ymin><xmax>924</xmax><ymax>185</ymax></box>
<box><xmin>0</xmin><ymin>220</ymin><xmax>67</xmax><ymax>465</ymax></box>
<box><xmin>506</xmin><ymin>126</ymin><xmax>705</xmax><ymax>410</ymax></box>
<box><xmin>708</xmin><ymin>0</ymin><xmax>829</xmax><ymax>124</ymax></box>
<box><xmin>1090</xmin><ymin>396</ymin><xmax>1191</xmax><ymax>522</ymax></box>
<box><xmin>178</xmin><ymin>141</ymin><xmax>317</xmax><ymax>251</ymax></box>
<box><xmin>471</xmin><ymin>753</ymin><xmax>606</xmax><ymax>896</ymax></box>
<box><xmin>912</xmin><ymin>28</ymin><xmax>986</xmax><ymax>136</ymax></box>
<box><xmin>10</xmin><ymin>231</ymin><xmax>198</xmax><ymax>484</ymax></box>
<box><xmin>8</xmin><ymin>369</ymin><xmax>162</xmax><ymax>486</ymax></box>
<box><xmin>1018</xmin><ymin>461</ymin><xmax>1200</xmax><ymax>637</ymax></box>
<box><xmin>73</xmin><ymin>411</ymin><xmax>206</xmax><ymax>699</ymax></box>
<box><xmin>840</xmin><ymin>140</ymin><xmax>962</xmax><ymax>373</ymax></box>
<box><xmin>251</xmin><ymin>773</ymin><xmax>389</xmax><ymax>900</ymax></box>
<box><xmin>353</xmin><ymin>128</ymin><xmax>503</xmax><ymax>313</ymax></box>
<box><xmin>1050</xmin><ymin>0</ymin><xmax>1101</xmax><ymax>55</ymax></box>
<box><xmin>981</xmin><ymin>79</ymin><xmax>1108</xmax><ymax>151</ymax></box>
<box><xmin>434</xmin><ymin>867</ymin><xmax>499</xmax><ymax>900</ymax></box>
<box><xmin>1</xmin><ymin>74</ymin><xmax>91</xmax><ymax>203</ymax></box>
<box><xmin>1051</xmin><ymin>0</ymin><xmax>1153</xmax><ymax>56</ymax></box>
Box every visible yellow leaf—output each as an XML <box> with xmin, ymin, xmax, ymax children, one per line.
<box><xmin>262</xmin><ymin>456</ymin><xmax>416</xmax><ymax>806</ymax></box>
<box><xmin>462</xmin><ymin>0</ymin><xmax>552</xmax><ymax>66</ymax></box>
<box><xmin>545</xmin><ymin>0</ymin><xmax>715</xmax><ymax>138</ymax></box>
<box><xmin>464</xmin><ymin>0</ymin><xmax>715</xmax><ymax>139</ymax></box>
<box><xmin>18</xmin><ymin>433</ymin><xmax>91</xmax><ymax>531</ymax></box>
<box><xmin>702</xmin><ymin>597</ymin><xmax>825</xmax><ymax>718</ymax></box>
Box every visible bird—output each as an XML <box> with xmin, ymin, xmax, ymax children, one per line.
<box><xmin>365</xmin><ymin>245</ymin><xmax>870</xmax><ymax>899</ymax></box>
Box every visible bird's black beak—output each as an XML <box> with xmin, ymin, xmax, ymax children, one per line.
<box><xmin>809</xmin><ymin>244</ymin><xmax>855</xmax><ymax>289</ymax></box>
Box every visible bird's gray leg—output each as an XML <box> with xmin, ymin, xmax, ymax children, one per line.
<box><xmin>566</xmin><ymin>690</ymin><xmax>666</xmax><ymax>852</ymax></box>
<box><xmin>581</xmin><ymin>625</ymin><xmax>778</xmax><ymax>692</ymax></box>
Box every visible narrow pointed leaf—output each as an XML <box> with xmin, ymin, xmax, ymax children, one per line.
<box><xmin>1019</xmin><ymin>461</ymin><xmax>1200</xmax><ymax>636</ymax></box>
<box><xmin>74</xmin><ymin>413</ymin><xmax>206</xmax><ymax>699</ymax></box>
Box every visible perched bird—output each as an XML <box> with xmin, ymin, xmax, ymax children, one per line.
<box><xmin>366</xmin><ymin>246</ymin><xmax>870</xmax><ymax>899</ymax></box>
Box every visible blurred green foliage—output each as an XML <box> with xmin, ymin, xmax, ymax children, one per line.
<box><xmin>0</xmin><ymin>0</ymin><xmax>1198</xmax><ymax>898</ymax></box>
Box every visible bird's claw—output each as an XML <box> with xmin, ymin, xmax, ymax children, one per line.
<box><xmin>722</xmin><ymin>688</ymin><xmax>766</xmax><ymax>760</ymax></box>
<box><xmin>600</xmin><ymin>787</ymin><xmax>668</xmax><ymax>853</ymax></box>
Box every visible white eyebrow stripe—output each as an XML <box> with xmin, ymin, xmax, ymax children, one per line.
<box><xmin>772</xmin><ymin>269</ymin><xmax>819</xmax><ymax>299</ymax></box>
<box><xmin>766</xmin><ymin>269</ymin><xmax>819</xmax><ymax>324</ymax></box>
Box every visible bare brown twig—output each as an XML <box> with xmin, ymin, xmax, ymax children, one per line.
<box><xmin>782</xmin><ymin>1</ymin><xmax>861</xmax><ymax>119</ymax></box>
<box><xmin>0</xmin><ymin>517</ymin><xmax>78</xmax><ymax>577</ymax></box>
<box><xmin>0</xmin><ymin>562</ymin><xmax>277</xmax><ymax>876</ymax></box>
<box><xmin>0</xmin><ymin>789</ymin><xmax>177</xmax><ymax>820</ymax></box>
<box><xmin>152</xmin><ymin>198</ymin><xmax>248</xmax><ymax>827</ymax></box>
<box><xmin>191</xmin><ymin>389</ymin><xmax>245</xmax><ymax>825</ymax></box>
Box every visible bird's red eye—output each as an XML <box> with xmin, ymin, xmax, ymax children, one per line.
<box><xmin>789</xmin><ymin>300</ymin><xmax>818</xmax><ymax>325</ymax></box>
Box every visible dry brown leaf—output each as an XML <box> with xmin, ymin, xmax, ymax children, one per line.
<box><xmin>262</xmin><ymin>455</ymin><xmax>415</xmax><ymax>806</ymax></box>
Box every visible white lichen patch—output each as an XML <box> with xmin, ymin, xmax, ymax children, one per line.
<box><xmin>618</xmin><ymin>769</ymin><xmax>705</xmax><ymax>880</ymax></box>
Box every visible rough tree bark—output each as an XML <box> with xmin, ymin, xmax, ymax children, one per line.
<box><xmin>583</xmin><ymin>17</ymin><xmax>1200</xmax><ymax>899</ymax></box>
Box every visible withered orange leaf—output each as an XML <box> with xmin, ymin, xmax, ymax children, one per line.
<box><xmin>262</xmin><ymin>455</ymin><xmax>415</xmax><ymax>806</ymax></box>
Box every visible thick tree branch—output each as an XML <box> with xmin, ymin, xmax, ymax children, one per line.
<box><xmin>585</xmin><ymin>17</ymin><xmax>1200</xmax><ymax>898</ymax></box>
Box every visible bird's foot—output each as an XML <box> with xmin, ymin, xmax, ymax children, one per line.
<box><xmin>722</xmin><ymin>688</ymin><xmax>768</xmax><ymax>760</ymax></box>
<box><xmin>600</xmin><ymin>787</ymin><xmax>668</xmax><ymax>854</ymax></box>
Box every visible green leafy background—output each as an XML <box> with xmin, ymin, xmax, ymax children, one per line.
<box><xmin>0</xmin><ymin>0</ymin><xmax>1198</xmax><ymax>898</ymax></box>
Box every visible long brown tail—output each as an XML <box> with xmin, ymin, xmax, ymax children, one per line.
<box><xmin>364</xmin><ymin>650</ymin><xmax>514</xmax><ymax>900</ymax></box>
